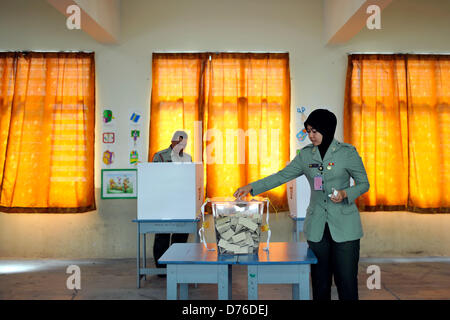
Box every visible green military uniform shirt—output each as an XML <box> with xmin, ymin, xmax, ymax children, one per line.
<box><xmin>250</xmin><ymin>139</ymin><xmax>370</xmax><ymax>243</ymax></box>
<box><xmin>152</xmin><ymin>146</ymin><xmax>173</xmax><ymax>162</ymax></box>
<box><xmin>152</xmin><ymin>146</ymin><xmax>193</xmax><ymax>162</ymax></box>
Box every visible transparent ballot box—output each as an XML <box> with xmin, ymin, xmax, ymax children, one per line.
<box><xmin>210</xmin><ymin>197</ymin><xmax>267</xmax><ymax>255</ymax></box>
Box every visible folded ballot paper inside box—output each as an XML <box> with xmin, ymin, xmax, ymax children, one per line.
<box><xmin>211</xmin><ymin>197</ymin><xmax>265</xmax><ymax>255</ymax></box>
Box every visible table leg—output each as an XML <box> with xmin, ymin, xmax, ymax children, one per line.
<box><xmin>218</xmin><ymin>265</ymin><xmax>230</xmax><ymax>300</ymax></box>
<box><xmin>247</xmin><ymin>265</ymin><xmax>258</xmax><ymax>300</ymax></box>
<box><xmin>143</xmin><ymin>233</ymin><xmax>146</xmax><ymax>281</ymax></box>
<box><xmin>194</xmin><ymin>221</ymin><xmax>200</xmax><ymax>243</ymax></box>
<box><xmin>136</xmin><ymin>223</ymin><xmax>141</xmax><ymax>289</ymax></box>
<box><xmin>298</xmin><ymin>220</ymin><xmax>304</xmax><ymax>242</ymax></box>
<box><xmin>228</xmin><ymin>265</ymin><xmax>232</xmax><ymax>299</ymax></box>
<box><xmin>299</xmin><ymin>265</ymin><xmax>310</xmax><ymax>300</ymax></box>
<box><xmin>292</xmin><ymin>284</ymin><xmax>300</xmax><ymax>300</ymax></box>
<box><xmin>179</xmin><ymin>283</ymin><xmax>189</xmax><ymax>300</ymax></box>
<box><xmin>194</xmin><ymin>221</ymin><xmax>200</xmax><ymax>288</ymax></box>
<box><xmin>293</xmin><ymin>222</ymin><xmax>298</xmax><ymax>242</ymax></box>
<box><xmin>167</xmin><ymin>265</ymin><xmax>177</xmax><ymax>300</ymax></box>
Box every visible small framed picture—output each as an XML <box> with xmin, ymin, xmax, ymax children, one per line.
<box><xmin>101</xmin><ymin>169</ymin><xmax>137</xmax><ymax>199</ymax></box>
<box><xmin>103</xmin><ymin>132</ymin><xmax>115</xmax><ymax>143</ymax></box>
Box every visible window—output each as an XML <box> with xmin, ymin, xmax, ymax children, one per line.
<box><xmin>149</xmin><ymin>53</ymin><xmax>291</xmax><ymax>209</ymax></box>
<box><xmin>344</xmin><ymin>54</ymin><xmax>449</xmax><ymax>213</ymax></box>
<box><xmin>0</xmin><ymin>52</ymin><xmax>95</xmax><ymax>213</ymax></box>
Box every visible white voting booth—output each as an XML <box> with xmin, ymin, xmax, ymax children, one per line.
<box><xmin>137</xmin><ymin>162</ymin><xmax>204</xmax><ymax>220</ymax></box>
<box><xmin>287</xmin><ymin>175</ymin><xmax>310</xmax><ymax>219</ymax></box>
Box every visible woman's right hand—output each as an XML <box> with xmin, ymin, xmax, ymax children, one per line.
<box><xmin>233</xmin><ymin>184</ymin><xmax>253</xmax><ymax>199</ymax></box>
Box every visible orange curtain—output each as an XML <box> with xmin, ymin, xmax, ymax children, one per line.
<box><xmin>149</xmin><ymin>53</ymin><xmax>291</xmax><ymax>210</ymax></box>
<box><xmin>0</xmin><ymin>52</ymin><xmax>95</xmax><ymax>213</ymax></box>
<box><xmin>344</xmin><ymin>54</ymin><xmax>450</xmax><ymax>213</ymax></box>
<box><xmin>148</xmin><ymin>53</ymin><xmax>206</xmax><ymax>162</ymax></box>
<box><xmin>204</xmin><ymin>53</ymin><xmax>290</xmax><ymax>209</ymax></box>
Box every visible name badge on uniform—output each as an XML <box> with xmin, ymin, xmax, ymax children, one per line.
<box><xmin>314</xmin><ymin>175</ymin><xmax>323</xmax><ymax>190</ymax></box>
<box><xmin>309</xmin><ymin>163</ymin><xmax>319</xmax><ymax>168</ymax></box>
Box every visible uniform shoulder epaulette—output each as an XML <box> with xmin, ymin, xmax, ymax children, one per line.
<box><xmin>302</xmin><ymin>143</ymin><xmax>314</xmax><ymax>150</ymax></box>
<box><xmin>339</xmin><ymin>142</ymin><xmax>356</xmax><ymax>150</ymax></box>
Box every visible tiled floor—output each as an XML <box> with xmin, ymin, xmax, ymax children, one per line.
<box><xmin>0</xmin><ymin>258</ymin><xmax>449</xmax><ymax>300</ymax></box>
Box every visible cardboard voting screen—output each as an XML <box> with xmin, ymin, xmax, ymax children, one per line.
<box><xmin>287</xmin><ymin>175</ymin><xmax>310</xmax><ymax>219</ymax></box>
<box><xmin>137</xmin><ymin>162</ymin><xmax>204</xmax><ymax>220</ymax></box>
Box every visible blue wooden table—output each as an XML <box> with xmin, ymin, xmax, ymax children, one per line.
<box><xmin>238</xmin><ymin>242</ymin><xmax>317</xmax><ymax>300</ymax></box>
<box><xmin>132</xmin><ymin>219</ymin><xmax>200</xmax><ymax>288</ymax></box>
<box><xmin>290</xmin><ymin>215</ymin><xmax>305</xmax><ymax>242</ymax></box>
<box><xmin>158</xmin><ymin>242</ymin><xmax>317</xmax><ymax>300</ymax></box>
<box><xmin>158</xmin><ymin>243</ymin><xmax>236</xmax><ymax>300</ymax></box>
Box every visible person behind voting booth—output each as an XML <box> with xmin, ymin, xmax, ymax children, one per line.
<box><xmin>233</xmin><ymin>109</ymin><xmax>370</xmax><ymax>300</ymax></box>
<box><xmin>152</xmin><ymin>130</ymin><xmax>192</xmax><ymax>275</ymax></box>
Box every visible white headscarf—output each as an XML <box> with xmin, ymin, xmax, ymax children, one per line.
<box><xmin>171</xmin><ymin>130</ymin><xmax>188</xmax><ymax>142</ymax></box>
<box><xmin>171</xmin><ymin>130</ymin><xmax>191</xmax><ymax>162</ymax></box>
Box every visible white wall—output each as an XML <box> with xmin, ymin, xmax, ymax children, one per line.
<box><xmin>323</xmin><ymin>0</ymin><xmax>366</xmax><ymax>43</ymax></box>
<box><xmin>75</xmin><ymin>0</ymin><xmax>121</xmax><ymax>39</ymax></box>
<box><xmin>0</xmin><ymin>0</ymin><xmax>449</xmax><ymax>258</ymax></box>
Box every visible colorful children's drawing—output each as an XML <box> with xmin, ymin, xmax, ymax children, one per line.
<box><xmin>130</xmin><ymin>150</ymin><xmax>138</xmax><ymax>165</ymax></box>
<box><xmin>296</xmin><ymin>128</ymin><xmax>308</xmax><ymax>142</ymax></box>
<box><xmin>130</xmin><ymin>112</ymin><xmax>141</xmax><ymax>124</ymax></box>
<box><xmin>103</xmin><ymin>132</ymin><xmax>115</xmax><ymax>143</ymax></box>
<box><xmin>131</xmin><ymin>130</ymin><xmax>140</xmax><ymax>146</ymax></box>
<box><xmin>297</xmin><ymin>106</ymin><xmax>307</xmax><ymax>121</ymax></box>
<box><xmin>101</xmin><ymin>169</ymin><xmax>137</xmax><ymax>199</ymax></box>
<box><xmin>297</xmin><ymin>106</ymin><xmax>306</xmax><ymax>114</ymax></box>
<box><xmin>103</xmin><ymin>110</ymin><xmax>115</xmax><ymax>123</ymax></box>
<box><xmin>103</xmin><ymin>150</ymin><xmax>114</xmax><ymax>165</ymax></box>
<box><xmin>107</xmin><ymin>175</ymin><xmax>133</xmax><ymax>194</ymax></box>
<box><xmin>296</xmin><ymin>106</ymin><xmax>308</xmax><ymax>142</ymax></box>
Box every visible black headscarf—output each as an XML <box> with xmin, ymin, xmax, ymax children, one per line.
<box><xmin>304</xmin><ymin>109</ymin><xmax>337</xmax><ymax>160</ymax></box>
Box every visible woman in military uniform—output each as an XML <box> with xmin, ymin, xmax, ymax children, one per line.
<box><xmin>233</xmin><ymin>109</ymin><xmax>370</xmax><ymax>300</ymax></box>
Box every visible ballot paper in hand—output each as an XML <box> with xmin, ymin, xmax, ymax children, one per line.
<box><xmin>328</xmin><ymin>188</ymin><xmax>338</xmax><ymax>198</ymax></box>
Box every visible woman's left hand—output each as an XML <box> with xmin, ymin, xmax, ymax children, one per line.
<box><xmin>330</xmin><ymin>189</ymin><xmax>347</xmax><ymax>203</ymax></box>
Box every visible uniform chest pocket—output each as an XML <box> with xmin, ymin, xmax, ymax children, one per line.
<box><xmin>325</xmin><ymin>164</ymin><xmax>349</xmax><ymax>182</ymax></box>
<box><xmin>324</xmin><ymin>163</ymin><xmax>341</xmax><ymax>175</ymax></box>
<box><xmin>341</xmin><ymin>205</ymin><xmax>358</xmax><ymax>215</ymax></box>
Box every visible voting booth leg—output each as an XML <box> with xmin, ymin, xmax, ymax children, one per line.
<box><xmin>195</xmin><ymin>220</ymin><xmax>200</xmax><ymax>243</ymax></box>
<box><xmin>247</xmin><ymin>265</ymin><xmax>258</xmax><ymax>300</ymax></box>
<box><xmin>292</xmin><ymin>224</ymin><xmax>298</xmax><ymax>242</ymax></box>
<box><xmin>136</xmin><ymin>223</ymin><xmax>141</xmax><ymax>288</ymax></box>
<box><xmin>293</xmin><ymin>219</ymin><xmax>305</xmax><ymax>242</ymax></box>
<box><xmin>298</xmin><ymin>220</ymin><xmax>305</xmax><ymax>242</ymax></box>
<box><xmin>143</xmin><ymin>233</ymin><xmax>146</xmax><ymax>281</ymax></box>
